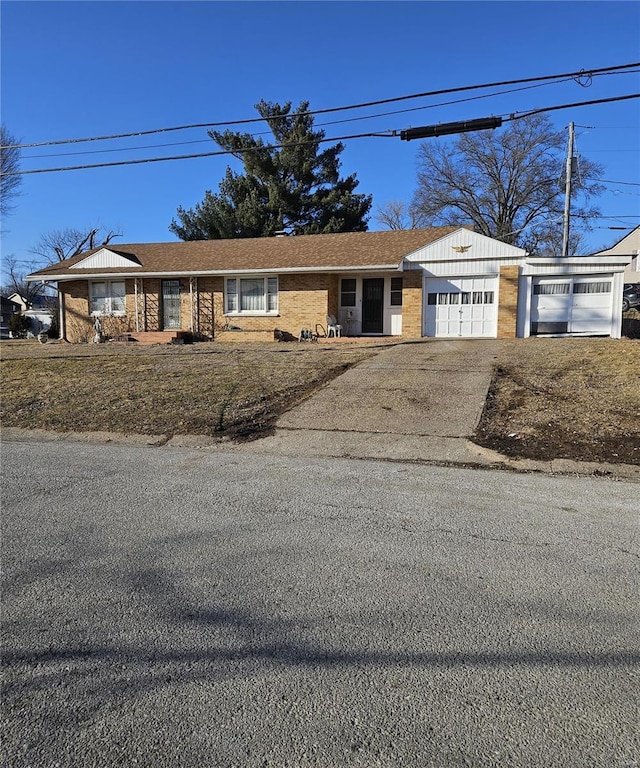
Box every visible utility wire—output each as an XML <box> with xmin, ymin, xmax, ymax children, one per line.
<box><xmin>507</xmin><ymin>92</ymin><xmax>640</xmax><ymax>120</ymax></box>
<box><xmin>3</xmin><ymin>61</ymin><xmax>639</xmax><ymax>150</ymax></box>
<box><xmin>3</xmin><ymin>94</ymin><xmax>639</xmax><ymax>177</ymax></box>
<box><xmin>23</xmin><ymin>78</ymin><xmax>583</xmax><ymax>160</ymax></box>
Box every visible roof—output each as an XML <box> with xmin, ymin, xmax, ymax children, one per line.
<box><xmin>594</xmin><ymin>226</ymin><xmax>640</xmax><ymax>257</ymax></box>
<box><xmin>27</xmin><ymin>227</ymin><xmax>461</xmax><ymax>281</ymax></box>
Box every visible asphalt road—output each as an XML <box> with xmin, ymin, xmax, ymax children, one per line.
<box><xmin>2</xmin><ymin>440</ymin><xmax>638</xmax><ymax>768</ymax></box>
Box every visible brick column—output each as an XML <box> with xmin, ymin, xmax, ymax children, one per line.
<box><xmin>402</xmin><ymin>269</ymin><xmax>423</xmax><ymax>339</ymax></box>
<box><xmin>497</xmin><ymin>266</ymin><xmax>520</xmax><ymax>338</ymax></box>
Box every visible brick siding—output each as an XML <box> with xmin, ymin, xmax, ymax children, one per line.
<box><xmin>401</xmin><ymin>270</ymin><xmax>423</xmax><ymax>339</ymax></box>
<box><xmin>497</xmin><ymin>266</ymin><xmax>520</xmax><ymax>339</ymax></box>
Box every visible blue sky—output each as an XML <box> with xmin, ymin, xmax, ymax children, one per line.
<box><xmin>1</xmin><ymin>0</ymin><xmax>639</xmax><ymax>278</ymax></box>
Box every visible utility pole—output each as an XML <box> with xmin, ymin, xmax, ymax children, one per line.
<box><xmin>562</xmin><ymin>122</ymin><xmax>575</xmax><ymax>258</ymax></box>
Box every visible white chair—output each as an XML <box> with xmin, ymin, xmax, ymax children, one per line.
<box><xmin>326</xmin><ymin>315</ymin><xmax>342</xmax><ymax>338</ymax></box>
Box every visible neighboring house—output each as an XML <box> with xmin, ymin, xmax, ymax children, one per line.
<box><xmin>25</xmin><ymin>227</ymin><xmax>631</xmax><ymax>343</ymax></box>
<box><xmin>0</xmin><ymin>296</ymin><xmax>21</xmax><ymax>339</ymax></box>
<box><xmin>593</xmin><ymin>226</ymin><xmax>640</xmax><ymax>284</ymax></box>
<box><xmin>7</xmin><ymin>292</ymin><xmax>54</xmax><ymax>335</ymax></box>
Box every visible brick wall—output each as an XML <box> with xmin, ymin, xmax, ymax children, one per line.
<box><xmin>62</xmin><ymin>281</ymin><xmax>93</xmax><ymax>342</ymax></box>
<box><xmin>497</xmin><ymin>266</ymin><xmax>520</xmax><ymax>339</ymax></box>
<box><xmin>402</xmin><ymin>270</ymin><xmax>423</xmax><ymax>339</ymax></box>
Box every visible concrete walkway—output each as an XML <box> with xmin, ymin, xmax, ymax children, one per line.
<box><xmin>243</xmin><ymin>339</ymin><xmax>501</xmax><ymax>466</ymax></box>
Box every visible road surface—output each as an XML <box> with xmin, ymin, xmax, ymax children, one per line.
<box><xmin>2</xmin><ymin>439</ymin><xmax>638</xmax><ymax>767</ymax></box>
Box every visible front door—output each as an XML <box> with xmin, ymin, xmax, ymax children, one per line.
<box><xmin>161</xmin><ymin>280</ymin><xmax>181</xmax><ymax>330</ymax></box>
<box><xmin>362</xmin><ymin>278</ymin><xmax>385</xmax><ymax>334</ymax></box>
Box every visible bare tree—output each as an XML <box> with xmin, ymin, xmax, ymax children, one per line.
<box><xmin>411</xmin><ymin>114</ymin><xmax>604</xmax><ymax>254</ymax></box>
<box><xmin>1</xmin><ymin>255</ymin><xmax>47</xmax><ymax>305</ymax></box>
<box><xmin>1</xmin><ymin>125</ymin><xmax>22</xmax><ymax>218</ymax></box>
<box><xmin>31</xmin><ymin>227</ymin><xmax>122</xmax><ymax>265</ymax></box>
<box><xmin>374</xmin><ymin>200</ymin><xmax>427</xmax><ymax>230</ymax></box>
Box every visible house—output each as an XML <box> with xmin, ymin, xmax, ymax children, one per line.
<box><xmin>25</xmin><ymin>227</ymin><xmax>631</xmax><ymax>343</ymax></box>
<box><xmin>6</xmin><ymin>292</ymin><xmax>55</xmax><ymax>335</ymax></box>
<box><xmin>593</xmin><ymin>226</ymin><xmax>640</xmax><ymax>284</ymax></box>
<box><xmin>0</xmin><ymin>295</ymin><xmax>21</xmax><ymax>339</ymax></box>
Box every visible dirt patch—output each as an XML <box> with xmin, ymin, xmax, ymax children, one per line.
<box><xmin>474</xmin><ymin>337</ymin><xmax>639</xmax><ymax>465</ymax></box>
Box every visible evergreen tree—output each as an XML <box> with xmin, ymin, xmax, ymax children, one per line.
<box><xmin>170</xmin><ymin>100</ymin><xmax>372</xmax><ymax>240</ymax></box>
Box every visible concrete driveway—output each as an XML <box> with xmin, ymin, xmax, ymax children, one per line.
<box><xmin>244</xmin><ymin>339</ymin><xmax>501</xmax><ymax>466</ymax></box>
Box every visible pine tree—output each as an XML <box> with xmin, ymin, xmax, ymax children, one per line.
<box><xmin>170</xmin><ymin>101</ymin><xmax>372</xmax><ymax>240</ymax></box>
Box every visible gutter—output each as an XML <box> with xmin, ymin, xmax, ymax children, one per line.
<box><xmin>26</xmin><ymin>263</ymin><xmax>404</xmax><ymax>282</ymax></box>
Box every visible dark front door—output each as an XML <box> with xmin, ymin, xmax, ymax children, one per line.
<box><xmin>161</xmin><ymin>280</ymin><xmax>181</xmax><ymax>330</ymax></box>
<box><xmin>362</xmin><ymin>278</ymin><xmax>384</xmax><ymax>334</ymax></box>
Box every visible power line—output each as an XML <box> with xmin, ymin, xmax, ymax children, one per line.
<box><xmin>507</xmin><ymin>92</ymin><xmax>640</xmax><ymax>121</ymax></box>
<box><xmin>3</xmin><ymin>131</ymin><xmax>395</xmax><ymax>176</ymax></box>
<box><xmin>22</xmin><ymin>79</ymin><xmax>585</xmax><ymax>161</ymax></box>
<box><xmin>591</xmin><ymin>178</ymin><xmax>640</xmax><ymax>186</ymax></box>
<box><xmin>3</xmin><ymin>94</ymin><xmax>639</xmax><ymax>177</ymax></box>
<box><xmin>3</xmin><ymin>61</ymin><xmax>639</xmax><ymax>150</ymax></box>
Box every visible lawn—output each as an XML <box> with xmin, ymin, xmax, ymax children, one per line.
<box><xmin>1</xmin><ymin>333</ymin><xmax>638</xmax><ymax>464</ymax></box>
<box><xmin>0</xmin><ymin>339</ymin><xmax>381</xmax><ymax>440</ymax></box>
<box><xmin>474</xmin><ymin>335</ymin><xmax>639</xmax><ymax>465</ymax></box>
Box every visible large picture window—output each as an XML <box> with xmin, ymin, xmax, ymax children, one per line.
<box><xmin>90</xmin><ymin>281</ymin><xmax>126</xmax><ymax>315</ymax></box>
<box><xmin>225</xmin><ymin>276</ymin><xmax>278</xmax><ymax>315</ymax></box>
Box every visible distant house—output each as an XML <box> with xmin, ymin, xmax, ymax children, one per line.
<box><xmin>0</xmin><ymin>295</ymin><xmax>21</xmax><ymax>339</ymax></box>
<box><xmin>594</xmin><ymin>226</ymin><xmax>640</xmax><ymax>284</ymax></box>
<box><xmin>6</xmin><ymin>292</ymin><xmax>55</xmax><ymax>336</ymax></box>
<box><xmin>26</xmin><ymin>228</ymin><xmax>631</xmax><ymax>343</ymax></box>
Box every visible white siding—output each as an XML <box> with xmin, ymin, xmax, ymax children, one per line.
<box><xmin>70</xmin><ymin>248</ymin><xmax>139</xmax><ymax>270</ymax></box>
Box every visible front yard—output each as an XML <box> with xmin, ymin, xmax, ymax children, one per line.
<box><xmin>1</xmin><ymin>334</ymin><xmax>638</xmax><ymax>464</ymax></box>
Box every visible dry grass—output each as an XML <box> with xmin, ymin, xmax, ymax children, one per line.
<box><xmin>0</xmin><ymin>339</ymin><xmax>381</xmax><ymax>440</ymax></box>
<box><xmin>2</xmin><ymin>334</ymin><xmax>638</xmax><ymax>464</ymax></box>
<box><xmin>475</xmin><ymin>336</ymin><xmax>639</xmax><ymax>465</ymax></box>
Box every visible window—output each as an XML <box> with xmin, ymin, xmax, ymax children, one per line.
<box><xmin>225</xmin><ymin>276</ymin><xmax>278</xmax><ymax>314</ymax></box>
<box><xmin>534</xmin><ymin>283</ymin><xmax>570</xmax><ymax>295</ymax></box>
<box><xmin>90</xmin><ymin>281</ymin><xmax>126</xmax><ymax>314</ymax></box>
<box><xmin>340</xmin><ymin>278</ymin><xmax>356</xmax><ymax>307</ymax></box>
<box><xmin>429</xmin><ymin>290</ymin><xmax>493</xmax><ymax>306</ymax></box>
<box><xmin>390</xmin><ymin>277</ymin><xmax>403</xmax><ymax>306</ymax></box>
<box><xmin>573</xmin><ymin>281</ymin><xmax>611</xmax><ymax>294</ymax></box>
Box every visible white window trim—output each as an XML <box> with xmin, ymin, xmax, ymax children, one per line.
<box><xmin>224</xmin><ymin>275</ymin><xmax>279</xmax><ymax>316</ymax></box>
<box><xmin>89</xmin><ymin>280</ymin><xmax>127</xmax><ymax>316</ymax></box>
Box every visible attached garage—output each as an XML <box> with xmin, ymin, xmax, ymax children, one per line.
<box><xmin>531</xmin><ymin>275</ymin><xmax>614</xmax><ymax>336</ymax></box>
<box><xmin>519</xmin><ymin>256</ymin><xmax>630</xmax><ymax>339</ymax></box>
<box><xmin>424</xmin><ymin>276</ymin><xmax>498</xmax><ymax>337</ymax></box>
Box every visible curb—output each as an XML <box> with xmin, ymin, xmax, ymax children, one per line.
<box><xmin>2</xmin><ymin>427</ymin><xmax>638</xmax><ymax>481</ymax></box>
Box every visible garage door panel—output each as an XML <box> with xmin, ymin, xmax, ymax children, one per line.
<box><xmin>531</xmin><ymin>276</ymin><xmax>613</xmax><ymax>336</ymax></box>
<box><xmin>424</xmin><ymin>277</ymin><xmax>497</xmax><ymax>338</ymax></box>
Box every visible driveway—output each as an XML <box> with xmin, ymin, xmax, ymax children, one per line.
<box><xmin>240</xmin><ymin>339</ymin><xmax>500</xmax><ymax>466</ymax></box>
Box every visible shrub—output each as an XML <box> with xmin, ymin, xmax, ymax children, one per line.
<box><xmin>8</xmin><ymin>313</ymin><xmax>31</xmax><ymax>338</ymax></box>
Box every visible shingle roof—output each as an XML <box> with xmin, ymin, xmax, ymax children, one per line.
<box><xmin>29</xmin><ymin>227</ymin><xmax>461</xmax><ymax>279</ymax></box>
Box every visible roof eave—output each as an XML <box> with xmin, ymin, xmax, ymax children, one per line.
<box><xmin>27</xmin><ymin>263</ymin><xmax>403</xmax><ymax>282</ymax></box>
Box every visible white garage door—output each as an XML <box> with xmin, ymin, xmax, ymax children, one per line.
<box><xmin>424</xmin><ymin>276</ymin><xmax>498</xmax><ymax>337</ymax></box>
<box><xmin>531</xmin><ymin>276</ymin><xmax>613</xmax><ymax>335</ymax></box>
